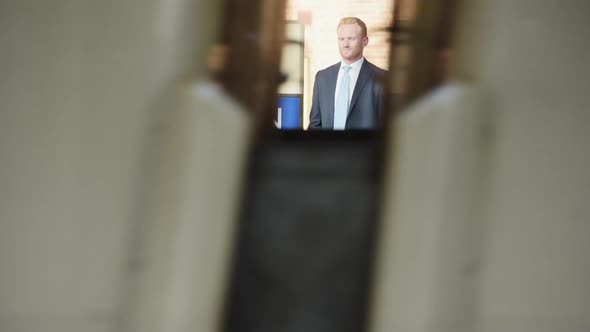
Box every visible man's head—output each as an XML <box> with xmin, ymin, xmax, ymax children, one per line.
<box><xmin>337</xmin><ymin>17</ymin><xmax>369</xmax><ymax>64</ymax></box>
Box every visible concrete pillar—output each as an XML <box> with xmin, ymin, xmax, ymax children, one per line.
<box><xmin>371</xmin><ymin>1</ymin><xmax>590</xmax><ymax>332</ymax></box>
<box><xmin>0</xmin><ymin>1</ymin><xmax>243</xmax><ymax>331</ymax></box>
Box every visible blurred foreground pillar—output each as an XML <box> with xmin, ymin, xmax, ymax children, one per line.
<box><xmin>0</xmin><ymin>1</ymin><xmax>252</xmax><ymax>332</ymax></box>
<box><xmin>371</xmin><ymin>1</ymin><xmax>590</xmax><ymax>332</ymax></box>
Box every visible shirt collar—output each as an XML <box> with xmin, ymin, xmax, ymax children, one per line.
<box><xmin>341</xmin><ymin>57</ymin><xmax>364</xmax><ymax>71</ymax></box>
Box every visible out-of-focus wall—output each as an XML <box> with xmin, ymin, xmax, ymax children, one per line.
<box><xmin>372</xmin><ymin>1</ymin><xmax>590</xmax><ymax>332</ymax></box>
<box><xmin>0</xmin><ymin>0</ymin><xmax>223</xmax><ymax>331</ymax></box>
<box><xmin>452</xmin><ymin>0</ymin><xmax>590</xmax><ymax>331</ymax></box>
<box><xmin>370</xmin><ymin>83</ymin><xmax>489</xmax><ymax>332</ymax></box>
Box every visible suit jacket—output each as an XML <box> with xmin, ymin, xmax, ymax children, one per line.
<box><xmin>309</xmin><ymin>59</ymin><xmax>387</xmax><ymax>130</ymax></box>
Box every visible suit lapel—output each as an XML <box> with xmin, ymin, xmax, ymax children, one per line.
<box><xmin>326</xmin><ymin>64</ymin><xmax>339</xmax><ymax>128</ymax></box>
<box><xmin>348</xmin><ymin>61</ymin><xmax>373</xmax><ymax>116</ymax></box>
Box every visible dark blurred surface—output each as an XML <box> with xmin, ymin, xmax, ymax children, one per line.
<box><xmin>223</xmin><ymin>131</ymin><xmax>384</xmax><ymax>332</ymax></box>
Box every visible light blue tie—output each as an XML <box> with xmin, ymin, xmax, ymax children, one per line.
<box><xmin>334</xmin><ymin>65</ymin><xmax>351</xmax><ymax>130</ymax></box>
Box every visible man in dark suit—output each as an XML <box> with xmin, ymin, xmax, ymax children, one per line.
<box><xmin>309</xmin><ymin>17</ymin><xmax>388</xmax><ymax>130</ymax></box>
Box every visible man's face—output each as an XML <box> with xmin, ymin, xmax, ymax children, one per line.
<box><xmin>337</xmin><ymin>23</ymin><xmax>368</xmax><ymax>64</ymax></box>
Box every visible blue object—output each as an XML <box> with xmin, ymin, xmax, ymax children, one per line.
<box><xmin>278</xmin><ymin>95</ymin><xmax>301</xmax><ymax>129</ymax></box>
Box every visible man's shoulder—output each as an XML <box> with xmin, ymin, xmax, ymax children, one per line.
<box><xmin>364</xmin><ymin>60</ymin><xmax>388</xmax><ymax>76</ymax></box>
<box><xmin>316</xmin><ymin>63</ymin><xmax>340</xmax><ymax>76</ymax></box>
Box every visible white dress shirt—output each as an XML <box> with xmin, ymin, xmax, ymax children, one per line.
<box><xmin>334</xmin><ymin>57</ymin><xmax>364</xmax><ymax>110</ymax></box>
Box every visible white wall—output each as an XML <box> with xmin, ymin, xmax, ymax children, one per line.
<box><xmin>0</xmin><ymin>1</ymin><xmax>225</xmax><ymax>331</ymax></box>
<box><xmin>372</xmin><ymin>1</ymin><xmax>590</xmax><ymax>332</ymax></box>
<box><xmin>370</xmin><ymin>84</ymin><xmax>490</xmax><ymax>332</ymax></box>
<box><xmin>453</xmin><ymin>1</ymin><xmax>590</xmax><ymax>331</ymax></box>
<box><xmin>128</xmin><ymin>82</ymin><xmax>251</xmax><ymax>332</ymax></box>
